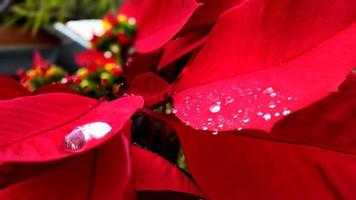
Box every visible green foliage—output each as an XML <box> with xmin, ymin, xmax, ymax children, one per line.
<box><xmin>2</xmin><ymin>0</ymin><xmax>122</xmax><ymax>36</ymax></box>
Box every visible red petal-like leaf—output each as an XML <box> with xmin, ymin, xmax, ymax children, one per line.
<box><xmin>132</xmin><ymin>145</ymin><xmax>203</xmax><ymax>198</ymax></box>
<box><xmin>0</xmin><ymin>93</ymin><xmax>143</xmax><ymax>162</ymax></box>
<box><xmin>173</xmin><ymin>0</ymin><xmax>356</xmax><ymax>132</ymax></box>
<box><xmin>174</xmin><ymin>76</ymin><xmax>356</xmax><ymax>199</ymax></box>
<box><xmin>157</xmin><ymin>28</ymin><xmax>209</xmax><ymax>71</ymax></box>
<box><xmin>121</xmin><ymin>0</ymin><xmax>200</xmax><ymax>53</ymax></box>
<box><xmin>0</xmin><ymin>76</ymin><xmax>30</xmax><ymax>100</ymax></box>
<box><xmin>0</xmin><ymin>135</ymin><xmax>135</xmax><ymax>200</ymax></box>
<box><xmin>34</xmin><ymin>84</ymin><xmax>77</xmax><ymax>95</ymax></box>
<box><xmin>180</xmin><ymin>0</ymin><xmax>245</xmax><ymax>33</ymax></box>
<box><xmin>128</xmin><ymin>72</ymin><xmax>170</xmax><ymax>106</ymax></box>
<box><xmin>126</xmin><ymin>52</ymin><xmax>161</xmax><ymax>82</ymax></box>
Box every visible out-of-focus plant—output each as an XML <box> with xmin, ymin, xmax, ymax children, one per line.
<box><xmin>2</xmin><ymin>0</ymin><xmax>122</xmax><ymax>36</ymax></box>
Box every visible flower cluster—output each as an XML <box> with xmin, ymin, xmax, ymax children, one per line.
<box><xmin>18</xmin><ymin>52</ymin><xmax>66</xmax><ymax>91</ymax></box>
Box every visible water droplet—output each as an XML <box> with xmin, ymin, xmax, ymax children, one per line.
<box><xmin>185</xmin><ymin>121</ymin><xmax>190</xmax><ymax>126</ymax></box>
<box><xmin>63</xmin><ymin>128</ymin><xmax>86</xmax><ymax>152</ymax></box>
<box><xmin>225</xmin><ymin>96</ymin><xmax>234</xmax><ymax>104</ymax></box>
<box><xmin>207</xmin><ymin>118</ymin><xmax>213</xmax><ymax>122</ymax></box>
<box><xmin>212</xmin><ymin>131</ymin><xmax>219</xmax><ymax>135</ymax></box>
<box><xmin>287</xmin><ymin>97</ymin><xmax>293</xmax><ymax>101</ymax></box>
<box><xmin>237</xmin><ymin>109</ymin><xmax>243</xmax><ymax>113</ymax></box>
<box><xmin>184</xmin><ymin>95</ymin><xmax>192</xmax><ymax>103</ymax></box>
<box><xmin>172</xmin><ymin>108</ymin><xmax>177</xmax><ymax>114</ymax></box>
<box><xmin>242</xmin><ymin>117</ymin><xmax>250</xmax><ymax>123</ymax></box>
<box><xmin>270</xmin><ymin>92</ymin><xmax>277</xmax><ymax>97</ymax></box>
<box><xmin>257</xmin><ymin>112</ymin><xmax>263</xmax><ymax>116</ymax></box>
<box><xmin>282</xmin><ymin>109</ymin><xmax>291</xmax><ymax>116</ymax></box>
<box><xmin>268</xmin><ymin>103</ymin><xmax>276</xmax><ymax>109</ymax></box>
<box><xmin>274</xmin><ymin>112</ymin><xmax>280</xmax><ymax>117</ymax></box>
<box><xmin>209</xmin><ymin>103</ymin><xmax>221</xmax><ymax>113</ymax></box>
<box><xmin>263</xmin><ymin>114</ymin><xmax>271</xmax><ymax>121</ymax></box>
<box><xmin>237</xmin><ymin>127</ymin><xmax>243</xmax><ymax>131</ymax></box>
<box><xmin>233</xmin><ymin>114</ymin><xmax>238</xmax><ymax>119</ymax></box>
<box><xmin>218</xmin><ymin>124</ymin><xmax>224</xmax><ymax>128</ymax></box>
<box><xmin>63</xmin><ymin>122</ymin><xmax>112</xmax><ymax>152</ymax></box>
<box><xmin>202</xmin><ymin>126</ymin><xmax>208</xmax><ymax>130</ymax></box>
<box><xmin>263</xmin><ymin>87</ymin><xmax>274</xmax><ymax>94</ymax></box>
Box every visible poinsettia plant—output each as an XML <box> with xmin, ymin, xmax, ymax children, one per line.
<box><xmin>0</xmin><ymin>0</ymin><xmax>356</xmax><ymax>199</ymax></box>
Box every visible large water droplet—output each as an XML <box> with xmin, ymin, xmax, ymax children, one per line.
<box><xmin>209</xmin><ymin>103</ymin><xmax>221</xmax><ymax>113</ymax></box>
<box><xmin>63</xmin><ymin>128</ymin><xmax>86</xmax><ymax>152</ymax></box>
<box><xmin>63</xmin><ymin>122</ymin><xmax>111</xmax><ymax>152</ymax></box>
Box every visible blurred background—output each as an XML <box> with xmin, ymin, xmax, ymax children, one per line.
<box><xmin>0</xmin><ymin>0</ymin><xmax>123</xmax><ymax>75</ymax></box>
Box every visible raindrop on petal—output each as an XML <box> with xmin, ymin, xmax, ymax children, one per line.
<box><xmin>270</xmin><ymin>92</ymin><xmax>277</xmax><ymax>97</ymax></box>
<box><xmin>242</xmin><ymin>117</ymin><xmax>250</xmax><ymax>123</ymax></box>
<box><xmin>209</xmin><ymin>103</ymin><xmax>221</xmax><ymax>113</ymax></box>
<box><xmin>257</xmin><ymin>111</ymin><xmax>263</xmax><ymax>116</ymax></box>
<box><xmin>263</xmin><ymin>114</ymin><xmax>272</xmax><ymax>121</ymax></box>
<box><xmin>63</xmin><ymin>128</ymin><xmax>86</xmax><ymax>152</ymax></box>
<box><xmin>225</xmin><ymin>96</ymin><xmax>234</xmax><ymax>104</ymax></box>
<box><xmin>282</xmin><ymin>109</ymin><xmax>291</xmax><ymax>116</ymax></box>
<box><xmin>268</xmin><ymin>103</ymin><xmax>276</xmax><ymax>109</ymax></box>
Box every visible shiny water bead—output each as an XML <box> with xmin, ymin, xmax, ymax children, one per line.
<box><xmin>63</xmin><ymin>128</ymin><xmax>86</xmax><ymax>152</ymax></box>
<box><xmin>209</xmin><ymin>103</ymin><xmax>221</xmax><ymax>113</ymax></box>
<box><xmin>263</xmin><ymin>114</ymin><xmax>272</xmax><ymax>121</ymax></box>
<box><xmin>63</xmin><ymin>122</ymin><xmax>111</xmax><ymax>152</ymax></box>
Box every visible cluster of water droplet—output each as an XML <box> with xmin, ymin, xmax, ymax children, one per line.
<box><xmin>173</xmin><ymin>84</ymin><xmax>296</xmax><ymax>134</ymax></box>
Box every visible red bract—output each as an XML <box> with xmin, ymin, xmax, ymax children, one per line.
<box><xmin>0</xmin><ymin>93</ymin><xmax>143</xmax><ymax>162</ymax></box>
<box><xmin>173</xmin><ymin>73</ymin><xmax>356</xmax><ymax>199</ymax></box>
<box><xmin>132</xmin><ymin>145</ymin><xmax>203</xmax><ymax>198</ymax></box>
<box><xmin>172</xmin><ymin>0</ymin><xmax>356</xmax><ymax>132</ymax></box>
<box><xmin>120</xmin><ymin>0</ymin><xmax>200</xmax><ymax>53</ymax></box>
<box><xmin>0</xmin><ymin>76</ymin><xmax>30</xmax><ymax>100</ymax></box>
<box><xmin>128</xmin><ymin>72</ymin><xmax>170</xmax><ymax>106</ymax></box>
<box><xmin>0</xmin><ymin>93</ymin><xmax>203</xmax><ymax>199</ymax></box>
